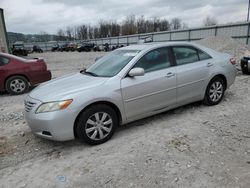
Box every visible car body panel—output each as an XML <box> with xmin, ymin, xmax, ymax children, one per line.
<box><xmin>121</xmin><ymin>67</ymin><xmax>177</xmax><ymax>120</ymax></box>
<box><xmin>175</xmin><ymin>59</ymin><xmax>211</xmax><ymax>105</ymax></box>
<box><xmin>24</xmin><ymin>42</ymin><xmax>237</xmax><ymax>141</ymax></box>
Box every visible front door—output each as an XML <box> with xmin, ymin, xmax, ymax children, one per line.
<box><xmin>121</xmin><ymin>47</ymin><xmax>177</xmax><ymax>120</ymax></box>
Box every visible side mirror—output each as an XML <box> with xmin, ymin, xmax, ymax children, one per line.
<box><xmin>128</xmin><ymin>68</ymin><xmax>145</xmax><ymax>77</ymax></box>
<box><xmin>80</xmin><ymin>67</ymin><xmax>86</xmax><ymax>73</ymax></box>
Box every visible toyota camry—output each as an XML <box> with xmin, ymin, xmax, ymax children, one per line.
<box><xmin>24</xmin><ymin>42</ymin><xmax>236</xmax><ymax>145</ymax></box>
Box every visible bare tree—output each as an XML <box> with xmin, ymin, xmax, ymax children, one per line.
<box><xmin>110</xmin><ymin>22</ymin><xmax>120</xmax><ymax>36</ymax></box>
<box><xmin>122</xmin><ymin>15</ymin><xmax>137</xmax><ymax>35</ymax></box>
<box><xmin>171</xmin><ymin>18</ymin><xmax>182</xmax><ymax>30</ymax></box>
<box><xmin>93</xmin><ymin>26</ymin><xmax>100</xmax><ymax>38</ymax></box>
<box><xmin>88</xmin><ymin>26</ymin><xmax>94</xmax><ymax>39</ymax></box>
<box><xmin>137</xmin><ymin>15</ymin><xmax>146</xmax><ymax>33</ymax></box>
<box><xmin>159</xmin><ymin>19</ymin><xmax>170</xmax><ymax>31</ymax></box>
<box><xmin>203</xmin><ymin>16</ymin><xmax>218</xmax><ymax>26</ymax></box>
<box><xmin>55</xmin><ymin>15</ymin><xmax>186</xmax><ymax>40</ymax></box>
<box><xmin>77</xmin><ymin>24</ymin><xmax>88</xmax><ymax>40</ymax></box>
<box><xmin>66</xmin><ymin>26</ymin><xmax>73</xmax><ymax>40</ymax></box>
<box><xmin>153</xmin><ymin>17</ymin><xmax>161</xmax><ymax>32</ymax></box>
<box><xmin>144</xmin><ymin>19</ymin><xmax>154</xmax><ymax>33</ymax></box>
<box><xmin>56</xmin><ymin>29</ymin><xmax>66</xmax><ymax>41</ymax></box>
<box><xmin>99</xmin><ymin>20</ymin><xmax>110</xmax><ymax>37</ymax></box>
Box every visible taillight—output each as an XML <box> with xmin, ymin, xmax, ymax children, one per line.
<box><xmin>230</xmin><ymin>58</ymin><xmax>236</xmax><ymax>65</ymax></box>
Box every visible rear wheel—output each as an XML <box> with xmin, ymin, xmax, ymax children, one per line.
<box><xmin>204</xmin><ymin>77</ymin><xmax>225</xmax><ymax>105</ymax></box>
<box><xmin>5</xmin><ymin>76</ymin><xmax>29</xmax><ymax>95</ymax></box>
<box><xmin>76</xmin><ymin>104</ymin><xmax>118</xmax><ymax>145</ymax></box>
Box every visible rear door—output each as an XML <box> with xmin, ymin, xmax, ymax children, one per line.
<box><xmin>171</xmin><ymin>46</ymin><xmax>212</xmax><ymax>105</ymax></box>
<box><xmin>121</xmin><ymin>47</ymin><xmax>177</xmax><ymax>120</ymax></box>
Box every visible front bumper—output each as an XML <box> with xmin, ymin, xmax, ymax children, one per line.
<box><xmin>24</xmin><ymin>96</ymin><xmax>76</xmax><ymax>141</ymax></box>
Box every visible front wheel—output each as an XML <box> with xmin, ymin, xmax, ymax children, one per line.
<box><xmin>203</xmin><ymin>77</ymin><xmax>225</xmax><ymax>105</ymax></box>
<box><xmin>76</xmin><ymin>104</ymin><xmax>118</xmax><ymax>145</ymax></box>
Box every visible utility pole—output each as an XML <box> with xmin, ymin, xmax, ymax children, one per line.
<box><xmin>248</xmin><ymin>0</ymin><xmax>250</xmax><ymax>22</ymax></box>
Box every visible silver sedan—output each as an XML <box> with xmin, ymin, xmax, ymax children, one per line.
<box><xmin>24</xmin><ymin>42</ymin><xmax>236</xmax><ymax>145</ymax></box>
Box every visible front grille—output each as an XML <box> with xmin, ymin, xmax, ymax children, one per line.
<box><xmin>25</xmin><ymin>100</ymin><xmax>37</xmax><ymax>112</ymax></box>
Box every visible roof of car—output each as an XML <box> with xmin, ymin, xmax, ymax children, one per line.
<box><xmin>120</xmin><ymin>41</ymin><xmax>199</xmax><ymax>51</ymax></box>
<box><xmin>119</xmin><ymin>41</ymin><xmax>221</xmax><ymax>57</ymax></box>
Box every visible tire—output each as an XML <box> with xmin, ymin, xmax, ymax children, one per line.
<box><xmin>5</xmin><ymin>76</ymin><xmax>29</xmax><ymax>95</ymax></box>
<box><xmin>203</xmin><ymin>77</ymin><xmax>225</xmax><ymax>106</ymax></box>
<box><xmin>76</xmin><ymin>104</ymin><xmax>118</xmax><ymax>145</ymax></box>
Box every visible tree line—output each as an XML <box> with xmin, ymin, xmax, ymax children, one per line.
<box><xmin>57</xmin><ymin>15</ymin><xmax>188</xmax><ymax>41</ymax></box>
<box><xmin>8</xmin><ymin>15</ymin><xmax>218</xmax><ymax>44</ymax></box>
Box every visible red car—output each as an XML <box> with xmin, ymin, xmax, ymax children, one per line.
<box><xmin>0</xmin><ymin>53</ymin><xmax>51</xmax><ymax>95</ymax></box>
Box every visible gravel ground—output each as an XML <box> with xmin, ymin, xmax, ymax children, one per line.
<box><xmin>0</xmin><ymin>47</ymin><xmax>250</xmax><ymax>188</ymax></box>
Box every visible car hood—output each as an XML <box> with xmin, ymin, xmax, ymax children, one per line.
<box><xmin>29</xmin><ymin>73</ymin><xmax>109</xmax><ymax>101</ymax></box>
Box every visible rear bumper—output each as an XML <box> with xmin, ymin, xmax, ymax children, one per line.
<box><xmin>31</xmin><ymin>70</ymin><xmax>52</xmax><ymax>85</ymax></box>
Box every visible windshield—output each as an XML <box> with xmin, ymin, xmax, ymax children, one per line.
<box><xmin>86</xmin><ymin>50</ymin><xmax>140</xmax><ymax>77</ymax></box>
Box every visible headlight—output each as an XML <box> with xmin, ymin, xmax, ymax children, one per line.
<box><xmin>36</xmin><ymin>99</ymin><xmax>73</xmax><ymax>113</ymax></box>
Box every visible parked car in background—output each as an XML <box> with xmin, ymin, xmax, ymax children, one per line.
<box><xmin>58</xmin><ymin>43</ymin><xmax>69</xmax><ymax>52</ymax></box>
<box><xmin>67</xmin><ymin>43</ymin><xmax>77</xmax><ymax>51</ymax></box>
<box><xmin>93</xmin><ymin>45</ymin><xmax>101</xmax><ymax>52</ymax></box>
<box><xmin>51</xmin><ymin>44</ymin><xmax>59</xmax><ymax>52</ymax></box>
<box><xmin>25</xmin><ymin>42</ymin><xmax>236</xmax><ymax>145</ymax></box>
<box><xmin>0</xmin><ymin>52</ymin><xmax>51</xmax><ymax>95</ymax></box>
<box><xmin>241</xmin><ymin>56</ymin><xmax>250</xmax><ymax>74</ymax></box>
<box><xmin>77</xmin><ymin>43</ymin><xmax>95</xmax><ymax>52</ymax></box>
<box><xmin>103</xmin><ymin>43</ymin><xmax>110</xmax><ymax>52</ymax></box>
<box><xmin>12</xmin><ymin>41</ymin><xmax>28</xmax><ymax>56</ymax></box>
<box><xmin>32</xmin><ymin>45</ymin><xmax>43</xmax><ymax>53</ymax></box>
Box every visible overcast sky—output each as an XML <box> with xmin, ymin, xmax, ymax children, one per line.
<box><xmin>0</xmin><ymin>0</ymin><xmax>248</xmax><ymax>34</ymax></box>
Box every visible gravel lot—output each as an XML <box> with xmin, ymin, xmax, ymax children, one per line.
<box><xmin>0</xmin><ymin>47</ymin><xmax>250</xmax><ymax>187</ymax></box>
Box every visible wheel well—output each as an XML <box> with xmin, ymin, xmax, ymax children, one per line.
<box><xmin>213</xmin><ymin>74</ymin><xmax>227</xmax><ymax>89</ymax></box>
<box><xmin>73</xmin><ymin>101</ymin><xmax>122</xmax><ymax>139</ymax></box>
<box><xmin>4</xmin><ymin>74</ymin><xmax>30</xmax><ymax>89</ymax></box>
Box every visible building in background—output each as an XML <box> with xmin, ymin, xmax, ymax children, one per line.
<box><xmin>0</xmin><ymin>8</ymin><xmax>9</xmax><ymax>53</ymax></box>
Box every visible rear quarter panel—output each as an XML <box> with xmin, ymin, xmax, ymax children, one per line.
<box><xmin>206</xmin><ymin>54</ymin><xmax>236</xmax><ymax>91</ymax></box>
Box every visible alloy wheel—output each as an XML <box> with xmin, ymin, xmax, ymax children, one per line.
<box><xmin>85</xmin><ymin>112</ymin><xmax>113</xmax><ymax>141</ymax></box>
<box><xmin>209</xmin><ymin>81</ymin><xmax>223</xmax><ymax>102</ymax></box>
<box><xmin>10</xmin><ymin>79</ymin><xmax>26</xmax><ymax>93</ymax></box>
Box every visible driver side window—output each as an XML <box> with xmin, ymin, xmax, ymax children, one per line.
<box><xmin>133</xmin><ymin>47</ymin><xmax>170</xmax><ymax>73</ymax></box>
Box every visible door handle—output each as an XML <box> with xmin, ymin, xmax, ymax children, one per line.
<box><xmin>165</xmin><ymin>72</ymin><xmax>175</xmax><ymax>78</ymax></box>
<box><xmin>207</xmin><ymin>62</ymin><xmax>214</xmax><ymax>67</ymax></box>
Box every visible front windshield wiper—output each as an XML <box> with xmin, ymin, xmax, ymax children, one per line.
<box><xmin>82</xmin><ymin>70</ymin><xmax>99</xmax><ymax>77</ymax></box>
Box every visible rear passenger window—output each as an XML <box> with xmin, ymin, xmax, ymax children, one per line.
<box><xmin>173</xmin><ymin>47</ymin><xmax>199</xmax><ymax>65</ymax></box>
<box><xmin>198</xmin><ymin>50</ymin><xmax>212</xmax><ymax>60</ymax></box>
<box><xmin>0</xmin><ymin>56</ymin><xmax>9</xmax><ymax>66</ymax></box>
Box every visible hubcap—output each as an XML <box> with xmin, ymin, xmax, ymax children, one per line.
<box><xmin>10</xmin><ymin>79</ymin><xmax>26</xmax><ymax>93</ymax></box>
<box><xmin>85</xmin><ymin>112</ymin><xmax>113</xmax><ymax>140</ymax></box>
<box><xmin>209</xmin><ymin>81</ymin><xmax>223</xmax><ymax>102</ymax></box>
